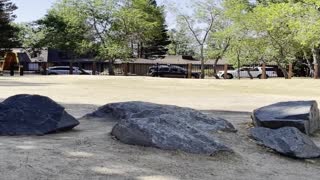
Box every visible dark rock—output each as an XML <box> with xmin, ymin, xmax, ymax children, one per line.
<box><xmin>88</xmin><ymin>101</ymin><xmax>236</xmax><ymax>155</ymax></box>
<box><xmin>0</xmin><ymin>94</ymin><xmax>79</xmax><ymax>135</ymax></box>
<box><xmin>112</xmin><ymin>115</ymin><xmax>232</xmax><ymax>155</ymax></box>
<box><xmin>250</xmin><ymin>127</ymin><xmax>320</xmax><ymax>159</ymax></box>
<box><xmin>252</xmin><ymin>101</ymin><xmax>319</xmax><ymax>135</ymax></box>
<box><xmin>88</xmin><ymin>101</ymin><xmax>237</xmax><ymax>133</ymax></box>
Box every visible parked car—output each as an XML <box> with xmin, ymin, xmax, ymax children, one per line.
<box><xmin>47</xmin><ymin>66</ymin><xmax>93</xmax><ymax>75</ymax></box>
<box><xmin>148</xmin><ymin>65</ymin><xmax>200</xmax><ymax>79</ymax></box>
<box><xmin>217</xmin><ymin>67</ymin><xmax>278</xmax><ymax>79</ymax></box>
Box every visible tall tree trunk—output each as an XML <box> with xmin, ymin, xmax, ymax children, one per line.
<box><xmin>69</xmin><ymin>60</ymin><xmax>74</xmax><ymax>75</ymax></box>
<box><xmin>312</xmin><ymin>47</ymin><xmax>320</xmax><ymax>78</ymax></box>
<box><xmin>174</xmin><ymin>43</ymin><xmax>177</xmax><ymax>55</ymax></box>
<box><xmin>200</xmin><ymin>45</ymin><xmax>205</xmax><ymax>79</ymax></box>
<box><xmin>237</xmin><ymin>52</ymin><xmax>240</xmax><ymax>80</ymax></box>
<box><xmin>303</xmin><ymin>50</ymin><xmax>314</xmax><ymax>77</ymax></box>
<box><xmin>277</xmin><ymin>63</ymin><xmax>289</xmax><ymax>79</ymax></box>
<box><xmin>212</xmin><ymin>58</ymin><xmax>220</xmax><ymax>79</ymax></box>
<box><xmin>306</xmin><ymin>59</ymin><xmax>314</xmax><ymax>77</ymax></box>
<box><xmin>137</xmin><ymin>43</ymin><xmax>140</xmax><ymax>58</ymax></box>
<box><xmin>108</xmin><ymin>59</ymin><xmax>115</xmax><ymax>75</ymax></box>
<box><xmin>140</xmin><ymin>42</ymin><xmax>144</xmax><ymax>59</ymax></box>
<box><xmin>212</xmin><ymin>42</ymin><xmax>230</xmax><ymax>79</ymax></box>
<box><xmin>131</xmin><ymin>41</ymin><xmax>134</xmax><ymax>57</ymax></box>
<box><xmin>246</xmin><ymin>67</ymin><xmax>253</xmax><ymax>79</ymax></box>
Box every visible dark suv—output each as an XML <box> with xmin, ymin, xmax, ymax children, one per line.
<box><xmin>148</xmin><ymin>65</ymin><xmax>200</xmax><ymax>79</ymax></box>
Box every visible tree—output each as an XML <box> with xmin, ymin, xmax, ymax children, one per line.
<box><xmin>175</xmin><ymin>0</ymin><xmax>220</xmax><ymax>79</ymax></box>
<box><xmin>206</xmin><ymin>6</ymin><xmax>232</xmax><ymax>78</ymax></box>
<box><xmin>38</xmin><ymin>0</ymin><xmax>92</xmax><ymax>58</ymax></box>
<box><xmin>14</xmin><ymin>22</ymin><xmax>45</xmax><ymax>57</ymax></box>
<box><xmin>168</xmin><ymin>28</ymin><xmax>195</xmax><ymax>56</ymax></box>
<box><xmin>290</xmin><ymin>0</ymin><xmax>320</xmax><ymax>77</ymax></box>
<box><xmin>0</xmin><ymin>0</ymin><xmax>20</xmax><ymax>49</ymax></box>
<box><xmin>141</xmin><ymin>0</ymin><xmax>171</xmax><ymax>58</ymax></box>
<box><xmin>223</xmin><ymin>0</ymin><xmax>302</xmax><ymax>78</ymax></box>
<box><xmin>78</xmin><ymin>0</ymin><xmax>122</xmax><ymax>74</ymax></box>
<box><xmin>113</xmin><ymin>0</ymin><xmax>170</xmax><ymax>59</ymax></box>
<box><xmin>43</xmin><ymin>0</ymin><xmax>166</xmax><ymax>75</ymax></box>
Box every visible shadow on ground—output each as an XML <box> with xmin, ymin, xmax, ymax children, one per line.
<box><xmin>0</xmin><ymin>80</ymin><xmax>58</xmax><ymax>87</ymax></box>
<box><xmin>1</xmin><ymin>101</ymin><xmax>319</xmax><ymax>180</ymax></box>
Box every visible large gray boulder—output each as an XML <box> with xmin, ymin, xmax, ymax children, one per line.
<box><xmin>0</xmin><ymin>94</ymin><xmax>79</xmax><ymax>136</ymax></box>
<box><xmin>112</xmin><ymin>115</ymin><xmax>232</xmax><ymax>155</ymax></box>
<box><xmin>88</xmin><ymin>101</ymin><xmax>237</xmax><ymax>133</ymax></box>
<box><xmin>88</xmin><ymin>101</ymin><xmax>236</xmax><ymax>155</ymax></box>
<box><xmin>252</xmin><ymin>101</ymin><xmax>319</xmax><ymax>135</ymax></box>
<box><xmin>250</xmin><ymin>127</ymin><xmax>320</xmax><ymax>159</ymax></box>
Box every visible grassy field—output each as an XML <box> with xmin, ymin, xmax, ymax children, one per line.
<box><xmin>0</xmin><ymin>75</ymin><xmax>320</xmax><ymax>180</ymax></box>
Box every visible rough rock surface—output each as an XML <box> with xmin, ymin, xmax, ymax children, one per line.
<box><xmin>87</xmin><ymin>101</ymin><xmax>237</xmax><ymax>155</ymax></box>
<box><xmin>0</xmin><ymin>94</ymin><xmax>79</xmax><ymax>135</ymax></box>
<box><xmin>252</xmin><ymin>101</ymin><xmax>319</xmax><ymax>135</ymax></box>
<box><xmin>88</xmin><ymin>101</ymin><xmax>237</xmax><ymax>133</ymax></box>
<box><xmin>250</xmin><ymin>127</ymin><xmax>320</xmax><ymax>159</ymax></box>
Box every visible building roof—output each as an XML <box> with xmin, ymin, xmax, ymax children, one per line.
<box><xmin>131</xmin><ymin>55</ymin><xmax>229</xmax><ymax>65</ymax></box>
<box><xmin>11</xmin><ymin>48</ymin><xmax>47</xmax><ymax>63</ymax></box>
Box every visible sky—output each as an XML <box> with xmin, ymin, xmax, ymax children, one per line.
<box><xmin>12</xmin><ymin>0</ymin><xmax>56</xmax><ymax>23</ymax></box>
<box><xmin>11</xmin><ymin>0</ymin><xmax>188</xmax><ymax>24</ymax></box>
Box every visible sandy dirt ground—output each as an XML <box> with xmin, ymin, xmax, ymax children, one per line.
<box><xmin>1</xmin><ymin>75</ymin><xmax>320</xmax><ymax>180</ymax></box>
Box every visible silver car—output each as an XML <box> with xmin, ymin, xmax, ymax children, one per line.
<box><xmin>47</xmin><ymin>66</ymin><xmax>92</xmax><ymax>75</ymax></box>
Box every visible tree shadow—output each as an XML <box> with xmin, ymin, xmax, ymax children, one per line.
<box><xmin>0</xmin><ymin>80</ymin><xmax>58</xmax><ymax>87</ymax></box>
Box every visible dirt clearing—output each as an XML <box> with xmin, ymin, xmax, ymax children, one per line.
<box><xmin>0</xmin><ymin>76</ymin><xmax>320</xmax><ymax>180</ymax></box>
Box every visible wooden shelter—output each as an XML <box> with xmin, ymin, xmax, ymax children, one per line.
<box><xmin>0</xmin><ymin>52</ymin><xmax>21</xmax><ymax>74</ymax></box>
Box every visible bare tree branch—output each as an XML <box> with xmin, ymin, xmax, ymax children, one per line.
<box><xmin>182</xmin><ymin>15</ymin><xmax>202</xmax><ymax>45</ymax></box>
<box><xmin>202</xmin><ymin>11</ymin><xmax>216</xmax><ymax>44</ymax></box>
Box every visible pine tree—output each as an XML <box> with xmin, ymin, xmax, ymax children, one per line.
<box><xmin>142</xmin><ymin>0</ymin><xmax>171</xmax><ymax>59</ymax></box>
<box><xmin>0</xmin><ymin>0</ymin><xmax>20</xmax><ymax>49</ymax></box>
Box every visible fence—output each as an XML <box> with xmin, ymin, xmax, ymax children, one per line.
<box><xmin>118</xmin><ymin>63</ymin><xmax>225</xmax><ymax>77</ymax></box>
<box><xmin>117</xmin><ymin>62</ymin><xmax>318</xmax><ymax>79</ymax></box>
<box><xmin>4</xmin><ymin>61</ymin><xmax>320</xmax><ymax>79</ymax></box>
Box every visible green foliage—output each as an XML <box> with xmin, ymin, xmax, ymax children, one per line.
<box><xmin>11</xmin><ymin>0</ymin><xmax>320</xmax><ymax>79</ymax></box>
<box><xmin>222</xmin><ymin>0</ymin><xmax>314</xmax><ymax>77</ymax></box>
<box><xmin>38</xmin><ymin>0</ymin><xmax>169</xmax><ymax>61</ymax></box>
<box><xmin>168</xmin><ymin>28</ymin><xmax>195</xmax><ymax>56</ymax></box>
<box><xmin>98</xmin><ymin>40</ymin><xmax>132</xmax><ymax>61</ymax></box>
<box><xmin>14</xmin><ymin>22</ymin><xmax>45</xmax><ymax>48</ymax></box>
<box><xmin>206</xmin><ymin>6</ymin><xmax>232</xmax><ymax>65</ymax></box>
<box><xmin>0</xmin><ymin>0</ymin><xmax>20</xmax><ymax>49</ymax></box>
<box><xmin>37</xmin><ymin>0</ymin><xmax>92</xmax><ymax>57</ymax></box>
<box><xmin>114</xmin><ymin>0</ymin><xmax>170</xmax><ymax>58</ymax></box>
